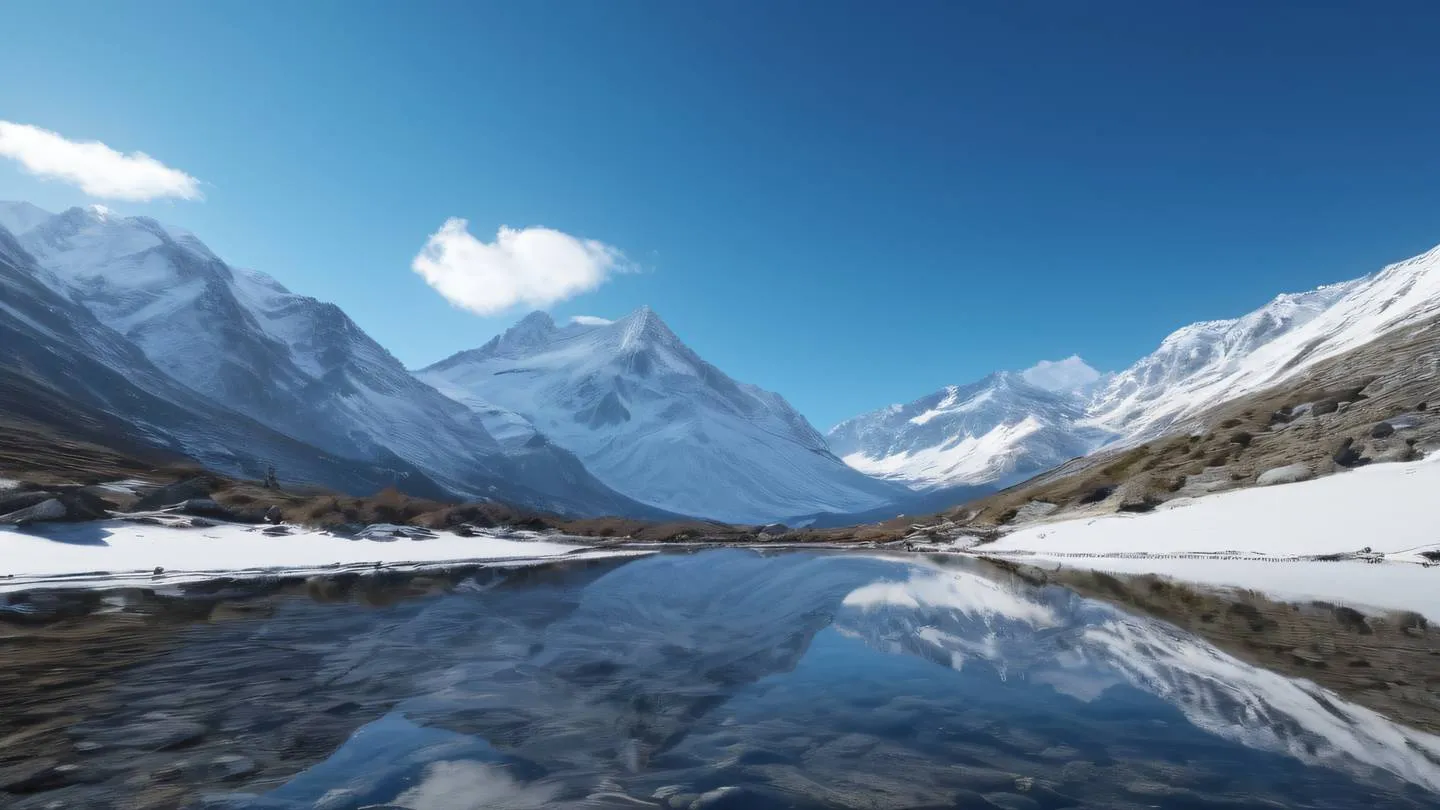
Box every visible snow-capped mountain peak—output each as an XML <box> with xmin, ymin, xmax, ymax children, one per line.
<box><xmin>828</xmin><ymin>368</ymin><xmax>1114</xmax><ymax>491</ymax></box>
<box><xmin>419</xmin><ymin>305</ymin><xmax>905</xmax><ymax>523</ymax></box>
<box><xmin>0</xmin><ymin>202</ymin><xmax>668</xmax><ymax>517</ymax></box>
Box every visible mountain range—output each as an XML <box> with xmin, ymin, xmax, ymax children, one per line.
<box><xmin>0</xmin><ymin>202</ymin><xmax>670</xmax><ymax>519</ymax></box>
<box><xmin>829</xmin><ymin>244</ymin><xmax>1440</xmax><ymax>492</ymax></box>
<box><xmin>2</xmin><ymin>199</ymin><xmax>1436</xmax><ymax>524</ymax></box>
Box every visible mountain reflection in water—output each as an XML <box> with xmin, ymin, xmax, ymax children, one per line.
<box><xmin>176</xmin><ymin>550</ymin><xmax>1440</xmax><ymax>809</ymax></box>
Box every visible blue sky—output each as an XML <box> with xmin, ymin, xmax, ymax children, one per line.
<box><xmin>4</xmin><ymin>1</ymin><xmax>1440</xmax><ymax>429</ymax></box>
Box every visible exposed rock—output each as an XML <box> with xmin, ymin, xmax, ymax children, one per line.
<box><xmin>1371</xmin><ymin>421</ymin><xmax>1396</xmax><ymax>439</ymax></box>
<box><xmin>1332</xmin><ymin>437</ymin><xmax>1365</xmax><ymax>468</ymax></box>
<box><xmin>352</xmin><ymin>523</ymin><xmax>436</xmax><ymax>541</ymax></box>
<box><xmin>1114</xmin><ymin>476</ymin><xmax>1168</xmax><ymax>513</ymax></box>
<box><xmin>1012</xmin><ymin>500</ymin><xmax>1059</xmax><ymax>522</ymax></box>
<box><xmin>0</xmin><ymin>497</ymin><xmax>67</xmax><ymax>525</ymax></box>
<box><xmin>132</xmin><ymin>478</ymin><xmax>214</xmax><ymax>512</ymax></box>
<box><xmin>1372</xmin><ymin>444</ymin><xmax>1418</xmax><ymax>464</ymax></box>
<box><xmin>0</xmin><ymin>488</ymin><xmax>113</xmax><ymax>524</ymax></box>
<box><xmin>1256</xmin><ymin>463</ymin><xmax>1314</xmax><ymax>486</ymax></box>
<box><xmin>59</xmin><ymin>489</ymin><xmax>117</xmax><ymax>520</ymax></box>
<box><xmin>263</xmin><ymin>505</ymin><xmax>283</xmax><ymax>524</ymax></box>
<box><xmin>178</xmin><ymin>498</ymin><xmax>235</xmax><ymax>519</ymax></box>
<box><xmin>0</xmin><ymin>490</ymin><xmax>56</xmax><ymax>515</ymax></box>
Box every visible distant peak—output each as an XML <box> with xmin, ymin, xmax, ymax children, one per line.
<box><xmin>0</xmin><ymin>201</ymin><xmax>55</xmax><ymax>237</ymax></box>
<box><xmin>515</xmin><ymin>310</ymin><xmax>556</xmax><ymax>330</ymax></box>
<box><xmin>476</xmin><ymin>310</ymin><xmax>557</xmax><ymax>356</ymax></box>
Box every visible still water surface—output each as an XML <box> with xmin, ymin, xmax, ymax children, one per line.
<box><xmin>15</xmin><ymin>549</ymin><xmax>1440</xmax><ymax>809</ymax></box>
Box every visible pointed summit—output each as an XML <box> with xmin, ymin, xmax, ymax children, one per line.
<box><xmin>418</xmin><ymin>303</ymin><xmax>905</xmax><ymax>522</ymax></box>
<box><xmin>615</xmin><ymin>304</ymin><xmax>682</xmax><ymax>351</ymax></box>
<box><xmin>483</xmin><ymin>310</ymin><xmax>557</xmax><ymax>356</ymax></box>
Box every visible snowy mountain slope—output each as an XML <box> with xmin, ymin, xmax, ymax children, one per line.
<box><xmin>0</xmin><ymin>202</ymin><xmax>670</xmax><ymax>518</ymax></box>
<box><xmin>0</xmin><ymin>221</ymin><xmax>458</xmax><ymax>497</ymax></box>
<box><xmin>827</xmin><ymin>368</ymin><xmax>1115</xmax><ymax>491</ymax></box>
<box><xmin>1083</xmin><ymin>246</ymin><xmax>1440</xmax><ymax>438</ymax></box>
<box><xmin>418</xmin><ymin>307</ymin><xmax>909</xmax><ymax>523</ymax></box>
<box><xmin>832</xmin><ymin>239</ymin><xmax>1440</xmax><ymax>492</ymax></box>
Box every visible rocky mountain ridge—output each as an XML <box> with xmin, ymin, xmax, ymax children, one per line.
<box><xmin>830</xmin><ymin>239</ymin><xmax>1440</xmax><ymax>492</ymax></box>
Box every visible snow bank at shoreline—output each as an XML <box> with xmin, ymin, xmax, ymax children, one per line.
<box><xmin>986</xmin><ymin>453</ymin><xmax>1440</xmax><ymax>563</ymax></box>
<box><xmin>974</xmin><ymin>453</ymin><xmax>1440</xmax><ymax>618</ymax></box>
<box><xmin>0</xmin><ymin>521</ymin><xmax>645</xmax><ymax>593</ymax></box>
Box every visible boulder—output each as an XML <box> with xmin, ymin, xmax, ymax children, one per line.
<box><xmin>1370</xmin><ymin>421</ymin><xmax>1396</xmax><ymax>439</ymax></box>
<box><xmin>57</xmin><ymin>489</ymin><xmax>115</xmax><ymax>520</ymax></box>
<box><xmin>1012</xmin><ymin>500</ymin><xmax>1060</xmax><ymax>522</ymax></box>
<box><xmin>178</xmin><ymin>498</ymin><xmax>237</xmax><ymax>519</ymax></box>
<box><xmin>132</xmin><ymin>477</ymin><xmax>214</xmax><ymax>511</ymax></box>
<box><xmin>263</xmin><ymin>505</ymin><xmax>283</xmax><ymax>524</ymax></box>
<box><xmin>0</xmin><ymin>498</ymin><xmax>68</xmax><ymax>525</ymax></box>
<box><xmin>0</xmin><ymin>489</ymin><xmax>56</xmax><ymax>515</ymax></box>
<box><xmin>354</xmin><ymin>523</ymin><xmax>437</xmax><ymax>541</ymax></box>
<box><xmin>1332</xmin><ymin>438</ymin><xmax>1365</xmax><ymax>468</ymax></box>
<box><xmin>1256</xmin><ymin>463</ymin><xmax>1314</xmax><ymax>487</ymax></box>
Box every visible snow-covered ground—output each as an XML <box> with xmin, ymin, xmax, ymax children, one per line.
<box><xmin>977</xmin><ymin>453</ymin><xmax>1440</xmax><ymax>618</ymax></box>
<box><xmin>0</xmin><ymin>521</ymin><xmax>646</xmax><ymax>593</ymax></box>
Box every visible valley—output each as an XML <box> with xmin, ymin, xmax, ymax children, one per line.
<box><xmin>3</xmin><ymin>199</ymin><xmax>1440</xmax><ymax>810</ymax></box>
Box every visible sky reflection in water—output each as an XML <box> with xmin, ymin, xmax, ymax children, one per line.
<box><xmin>204</xmin><ymin>550</ymin><xmax>1440</xmax><ymax>809</ymax></box>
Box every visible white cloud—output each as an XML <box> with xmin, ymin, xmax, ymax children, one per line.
<box><xmin>412</xmin><ymin>218</ymin><xmax>629</xmax><ymax>316</ymax></box>
<box><xmin>0</xmin><ymin>121</ymin><xmax>202</xmax><ymax>202</ymax></box>
<box><xmin>1021</xmin><ymin>355</ymin><xmax>1102</xmax><ymax>393</ymax></box>
<box><xmin>570</xmin><ymin>315</ymin><xmax>613</xmax><ymax>326</ymax></box>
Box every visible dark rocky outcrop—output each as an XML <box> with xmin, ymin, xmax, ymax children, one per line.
<box><xmin>0</xmin><ymin>488</ymin><xmax>114</xmax><ymax>525</ymax></box>
<box><xmin>131</xmin><ymin>478</ymin><xmax>216</xmax><ymax>512</ymax></box>
<box><xmin>1332</xmin><ymin>438</ymin><xmax>1366</xmax><ymax>469</ymax></box>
